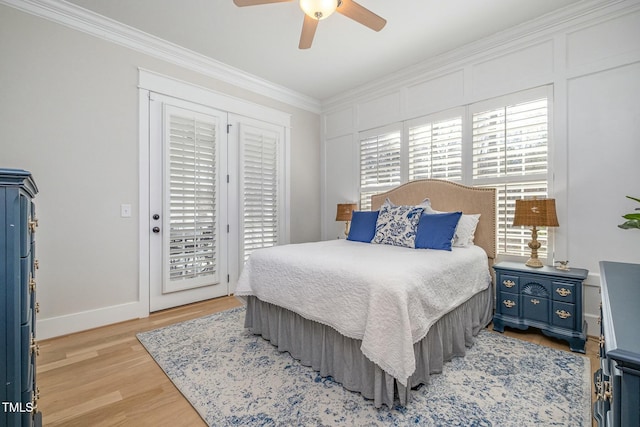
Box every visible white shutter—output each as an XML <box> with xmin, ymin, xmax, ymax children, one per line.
<box><xmin>240</xmin><ymin>123</ymin><xmax>280</xmax><ymax>261</ymax></box>
<box><xmin>472</xmin><ymin>96</ymin><xmax>550</xmax><ymax>257</ymax></box>
<box><xmin>472</xmin><ymin>98</ymin><xmax>548</xmax><ymax>179</ymax></box>
<box><xmin>359</xmin><ymin>126</ymin><xmax>402</xmax><ymax>209</ymax></box>
<box><xmin>408</xmin><ymin>116</ymin><xmax>462</xmax><ymax>181</ymax></box>
<box><xmin>164</xmin><ymin>106</ymin><xmax>220</xmax><ymax>292</ymax></box>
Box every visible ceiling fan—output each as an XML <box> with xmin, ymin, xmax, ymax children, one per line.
<box><xmin>233</xmin><ymin>0</ymin><xmax>386</xmax><ymax>49</ymax></box>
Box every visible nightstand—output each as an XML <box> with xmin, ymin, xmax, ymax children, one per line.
<box><xmin>492</xmin><ymin>261</ymin><xmax>588</xmax><ymax>353</ymax></box>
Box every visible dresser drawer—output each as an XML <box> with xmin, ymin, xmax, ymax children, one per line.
<box><xmin>498</xmin><ymin>274</ymin><xmax>519</xmax><ymax>293</ymax></box>
<box><xmin>593</xmin><ymin>368</ymin><xmax>610</xmax><ymax>426</ymax></box>
<box><xmin>552</xmin><ymin>281</ymin><xmax>576</xmax><ymax>303</ymax></box>
<box><xmin>552</xmin><ymin>301</ymin><xmax>575</xmax><ymax>329</ymax></box>
<box><xmin>21</xmin><ymin>256</ymin><xmax>32</xmax><ymax>325</ymax></box>
<box><xmin>21</xmin><ymin>321</ymin><xmax>34</xmax><ymax>392</ymax></box>
<box><xmin>21</xmin><ymin>388</ymin><xmax>35</xmax><ymax>427</ymax></box>
<box><xmin>520</xmin><ymin>275</ymin><xmax>552</xmax><ymax>297</ymax></box>
<box><xmin>20</xmin><ymin>194</ymin><xmax>32</xmax><ymax>258</ymax></box>
<box><xmin>499</xmin><ymin>292</ymin><xmax>519</xmax><ymax>317</ymax></box>
<box><xmin>522</xmin><ymin>296</ymin><xmax>549</xmax><ymax>323</ymax></box>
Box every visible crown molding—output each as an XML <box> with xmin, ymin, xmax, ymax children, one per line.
<box><xmin>321</xmin><ymin>0</ymin><xmax>637</xmax><ymax>111</ymax></box>
<box><xmin>0</xmin><ymin>0</ymin><xmax>322</xmax><ymax>114</ymax></box>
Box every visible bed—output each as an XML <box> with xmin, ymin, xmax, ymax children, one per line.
<box><xmin>235</xmin><ymin>179</ymin><xmax>496</xmax><ymax>408</ymax></box>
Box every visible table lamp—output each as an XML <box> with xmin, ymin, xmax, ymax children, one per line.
<box><xmin>336</xmin><ymin>203</ymin><xmax>357</xmax><ymax>237</ymax></box>
<box><xmin>512</xmin><ymin>198</ymin><xmax>559</xmax><ymax>268</ymax></box>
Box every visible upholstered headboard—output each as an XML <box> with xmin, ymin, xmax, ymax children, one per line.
<box><xmin>371</xmin><ymin>179</ymin><xmax>497</xmax><ymax>263</ymax></box>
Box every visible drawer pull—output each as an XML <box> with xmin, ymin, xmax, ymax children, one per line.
<box><xmin>503</xmin><ymin>280</ymin><xmax>515</xmax><ymax>288</ymax></box>
<box><xmin>503</xmin><ymin>299</ymin><xmax>516</xmax><ymax>308</ymax></box>
<box><xmin>30</xmin><ymin>336</ymin><xmax>40</xmax><ymax>356</ymax></box>
<box><xmin>556</xmin><ymin>288</ymin><xmax>571</xmax><ymax>297</ymax></box>
<box><xmin>555</xmin><ymin>309</ymin><xmax>572</xmax><ymax>319</ymax></box>
<box><xmin>531</xmin><ymin>298</ymin><xmax>540</xmax><ymax>305</ymax></box>
<box><xmin>595</xmin><ymin>375</ymin><xmax>603</xmax><ymax>400</ymax></box>
<box><xmin>603</xmin><ymin>380</ymin><xmax>612</xmax><ymax>402</ymax></box>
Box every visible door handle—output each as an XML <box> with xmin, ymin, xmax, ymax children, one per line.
<box><xmin>153</xmin><ymin>214</ymin><xmax>160</xmax><ymax>220</ymax></box>
<box><xmin>152</xmin><ymin>227</ymin><xmax>160</xmax><ymax>233</ymax></box>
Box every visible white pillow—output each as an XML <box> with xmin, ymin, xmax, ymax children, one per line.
<box><xmin>422</xmin><ymin>199</ymin><xmax>480</xmax><ymax>247</ymax></box>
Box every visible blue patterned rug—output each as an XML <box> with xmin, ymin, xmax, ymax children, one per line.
<box><xmin>137</xmin><ymin>306</ymin><xmax>591</xmax><ymax>426</ymax></box>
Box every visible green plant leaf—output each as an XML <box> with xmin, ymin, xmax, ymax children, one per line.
<box><xmin>626</xmin><ymin>195</ymin><xmax>640</xmax><ymax>204</ymax></box>
<box><xmin>619</xmin><ymin>219</ymin><xmax>640</xmax><ymax>229</ymax></box>
<box><xmin>623</xmin><ymin>213</ymin><xmax>640</xmax><ymax>220</ymax></box>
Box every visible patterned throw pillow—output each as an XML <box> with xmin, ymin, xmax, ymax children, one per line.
<box><xmin>372</xmin><ymin>200</ymin><xmax>424</xmax><ymax>248</ymax></box>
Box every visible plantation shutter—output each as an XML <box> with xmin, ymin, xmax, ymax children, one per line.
<box><xmin>164</xmin><ymin>106</ymin><xmax>220</xmax><ymax>292</ymax></box>
<box><xmin>408</xmin><ymin>116</ymin><xmax>462</xmax><ymax>181</ymax></box>
<box><xmin>472</xmin><ymin>97</ymin><xmax>550</xmax><ymax>257</ymax></box>
<box><xmin>240</xmin><ymin>123</ymin><xmax>280</xmax><ymax>261</ymax></box>
<box><xmin>359</xmin><ymin>126</ymin><xmax>402</xmax><ymax>209</ymax></box>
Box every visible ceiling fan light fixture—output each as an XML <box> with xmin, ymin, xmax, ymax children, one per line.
<box><xmin>299</xmin><ymin>0</ymin><xmax>338</xmax><ymax>20</ymax></box>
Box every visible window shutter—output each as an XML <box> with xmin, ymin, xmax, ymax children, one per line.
<box><xmin>408</xmin><ymin>117</ymin><xmax>462</xmax><ymax>181</ymax></box>
<box><xmin>240</xmin><ymin>124</ymin><xmax>279</xmax><ymax>261</ymax></box>
<box><xmin>166</xmin><ymin>111</ymin><xmax>218</xmax><ymax>286</ymax></box>
<box><xmin>472</xmin><ymin>99</ymin><xmax>548</xmax><ymax>179</ymax></box>
<box><xmin>359</xmin><ymin>128</ymin><xmax>401</xmax><ymax>209</ymax></box>
<box><xmin>472</xmin><ymin>97</ymin><xmax>549</xmax><ymax>257</ymax></box>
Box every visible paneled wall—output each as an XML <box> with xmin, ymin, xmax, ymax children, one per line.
<box><xmin>321</xmin><ymin>0</ymin><xmax>640</xmax><ymax>337</ymax></box>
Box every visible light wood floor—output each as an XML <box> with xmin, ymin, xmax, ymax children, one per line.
<box><xmin>37</xmin><ymin>296</ymin><xmax>598</xmax><ymax>426</ymax></box>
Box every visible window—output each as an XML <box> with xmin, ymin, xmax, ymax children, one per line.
<box><xmin>357</xmin><ymin>88</ymin><xmax>551</xmax><ymax>258</ymax></box>
<box><xmin>408</xmin><ymin>116</ymin><xmax>463</xmax><ymax>181</ymax></box>
<box><xmin>471</xmin><ymin>94</ymin><xmax>549</xmax><ymax>257</ymax></box>
<box><xmin>239</xmin><ymin>122</ymin><xmax>283</xmax><ymax>262</ymax></box>
<box><xmin>165</xmin><ymin>106</ymin><xmax>220</xmax><ymax>289</ymax></box>
<box><xmin>359</xmin><ymin>125</ymin><xmax>402</xmax><ymax>209</ymax></box>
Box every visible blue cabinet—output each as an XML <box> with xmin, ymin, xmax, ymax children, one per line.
<box><xmin>595</xmin><ymin>261</ymin><xmax>640</xmax><ymax>427</ymax></box>
<box><xmin>1</xmin><ymin>168</ymin><xmax>41</xmax><ymax>427</ymax></box>
<box><xmin>493</xmin><ymin>261</ymin><xmax>588</xmax><ymax>353</ymax></box>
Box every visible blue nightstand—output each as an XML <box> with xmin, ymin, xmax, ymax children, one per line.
<box><xmin>492</xmin><ymin>261</ymin><xmax>588</xmax><ymax>353</ymax></box>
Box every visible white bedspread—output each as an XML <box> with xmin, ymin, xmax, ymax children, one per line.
<box><xmin>235</xmin><ymin>239</ymin><xmax>491</xmax><ymax>386</ymax></box>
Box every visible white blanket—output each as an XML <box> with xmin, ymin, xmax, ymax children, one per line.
<box><xmin>235</xmin><ymin>239</ymin><xmax>491</xmax><ymax>386</ymax></box>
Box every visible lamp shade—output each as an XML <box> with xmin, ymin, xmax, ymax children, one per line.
<box><xmin>512</xmin><ymin>198</ymin><xmax>559</xmax><ymax>227</ymax></box>
<box><xmin>336</xmin><ymin>203</ymin><xmax>357</xmax><ymax>221</ymax></box>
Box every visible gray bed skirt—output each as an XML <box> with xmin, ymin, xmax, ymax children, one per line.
<box><xmin>243</xmin><ymin>286</ymin><xmax>493</xmax><ymax>408</ymax></box>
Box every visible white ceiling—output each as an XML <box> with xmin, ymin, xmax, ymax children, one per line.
<box><xmin>66</xmin><ymin>0</ymin><xmax>582</xmax><ymax>102</ymax></box>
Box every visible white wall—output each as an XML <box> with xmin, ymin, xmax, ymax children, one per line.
<box><xmin>320</xmin><ymin>0</ymin><xmax>640</xmax><ymax>336</ymax></box>
<box><xmin>0</xmin><ymin>4</ymin><xmax>321</xmax><ymax>338</ymax></box>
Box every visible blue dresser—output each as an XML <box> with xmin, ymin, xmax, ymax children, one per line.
<box><xmin>1</xmin><ymin>169</ymin><xmax>42</xmax><ymax>427</ymax></box>
<box><xmin>493</xmin><ymin>261</ymin><xmax>588</xmax><ymax>353</ymax></box>
<box><xmin>595</xmin><ymin>261</ymin><xmax>640</xmax><ymax>427</ymax></box>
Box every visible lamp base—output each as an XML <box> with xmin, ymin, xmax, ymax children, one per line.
<box><xmin>525</xmin><ymin>257</ymin><xmax>544</xmax><ymax>268</ymax></box>
<box><xmin>525</xmin><ymin>226</ymin><xmax>543</xmax><ymax>268</ymax></box>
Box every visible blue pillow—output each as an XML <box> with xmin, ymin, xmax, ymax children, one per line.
<box><xmin>347</xmin><ymin>211</ymin><xmax>379</xmax><ymax>243</ymax></box>
<box><xmin>415</xmin><ymin>212</ymin><xmax>462</xmax><ymax>251</ymax></box>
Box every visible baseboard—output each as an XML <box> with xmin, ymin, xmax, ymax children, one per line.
<box><xmin>36</xmin><ymin>301</ymin><xmax>147</xmax><ymax>340</ymax></box>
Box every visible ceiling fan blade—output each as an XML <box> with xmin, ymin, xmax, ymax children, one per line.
<box><xmin>299</xmin><ymin>15</ymin><xmax>319</xmax><ymax>49</ymax></box>
<box><xmin>336</xmin><ymin>0</ymin><xmax>386</xmax><ymax>31</ymax></box>
<box><xmin>233</xmin><ymin>0</ymin><xmax>292</xmax><ymax>6</ymax></box>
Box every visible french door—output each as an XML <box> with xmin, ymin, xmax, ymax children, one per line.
<box><xmin>149</xmin><ymin>95</ymin><xmax>229</xmax><ymax>311</ymax></box>
<box><xmin>146</xmin><ymin>92</ymin><xmax>288</xmax><ymax>312</ymax></box>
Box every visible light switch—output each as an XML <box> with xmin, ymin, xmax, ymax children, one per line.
<box><xmin>121</xmin><ymin>204</ymin><xmax>132</xmax><ymax>218</ymax></box>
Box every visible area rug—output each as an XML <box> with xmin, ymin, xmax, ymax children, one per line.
<box><xmin>137</xmin><ymin>306</ymin><xmax>591</xmax><ymax>426</ymax></box>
